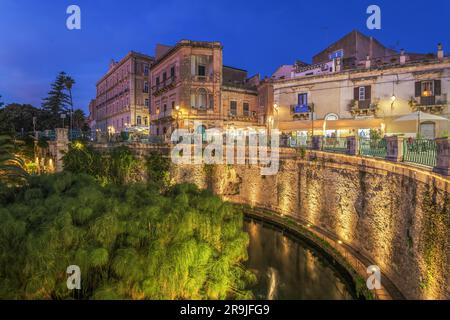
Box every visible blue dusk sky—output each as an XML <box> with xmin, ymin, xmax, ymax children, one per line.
<box><xmin>0</xmin><ymin>0</ymin><xmax>449</xmax><ymax>113</ymax></box>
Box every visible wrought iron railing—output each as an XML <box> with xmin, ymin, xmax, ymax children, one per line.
<box><xmin>403</xmin><ymin>139</ymin><xmax>437</xmax><ymax>167</ymax></box>
<box><xmin>287</xmin><ymin>136</ymin><xmax>312</xmax><ymax>149</ymax></box>
<box><xmin>359</xmin><ymin>138</ymin><xmax>387</xmax><ymax>158</ymax></box>
<box><xmin>322</xmin><ymin>137</ymin><xmax>348</xmax><ymax>153</ymax></box>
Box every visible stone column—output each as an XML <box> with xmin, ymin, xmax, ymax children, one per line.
<box><xmin>55</xmin><ymin>128</ymin><xmax>69</xmax><ymax>172</ymax></box>
<box><xmin>385</xmin><ymin>136</ymin><xmax>404</xmax><ymax>162</ymax></box>
<box><xmin>433</xmin><ymin>138</ymin><xmax>450</xmax><ymax>176</ymax></box>
<box><xmin>312</xmin><ymin>136</ymin><xmax>323</xmax><ymax>150</ymax></box>
<box><xmin>346</xmin><ymin>136</ymin><xmax>359</xmax><ymax>155</ymax></box>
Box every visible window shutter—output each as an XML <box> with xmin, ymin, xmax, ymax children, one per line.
<box><xmin>434</xmin><ymin>80</ymin><xmax>441</xmax><ymax>96</ymax></box>
<box><xmin>415</xmin><ymin>82</ymin><xmax>422</xmax><ymax>97</ymax></box>
<box><xmin>365</xmin><ymin>86</ymin><xmax>371</xmax><ymax>101</ymax></box>
<box><xmin>354</xmin><ymin>87</ymin><xmax>359</xmax><ymax>101</ymax></box>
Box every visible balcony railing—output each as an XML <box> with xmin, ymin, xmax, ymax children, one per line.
<box><xmin>410</xmin><ymin>96</ymin><xmax>447</xmax><ymax>114</ymax></box>
<box><xmin>290</xmin><ymin>105</ymin><xmax>312</xmax><ymax>120</ymax></box>
<box><xmin>350</xmin><ymin>100</ymin><xmax>378</xmax><ymax>117</ymax></box>
<box><xmin>152</xmin><ymin>76</ymin><xmax>177</xmax><ymax>96</ymax></box>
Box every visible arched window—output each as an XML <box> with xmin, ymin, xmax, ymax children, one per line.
<box><xmin>191</xmin><ymin>88</ymin><xmax>209</xmax><ymax>109</ymax></box>
<box><xmin>197</xmin><ymin>88</ymin><xmax>207</xmax><ymax>109</ymax></box>
<box><xmin>325</xmin><ymin>113</ymin><xmax>339</xmax><ymax>121</ymax></box>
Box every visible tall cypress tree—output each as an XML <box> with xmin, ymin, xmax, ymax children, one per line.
<box><xmin>41</xmin><ymin>72</ymin><xmax>72</xmax><ymax>128</ymax></box>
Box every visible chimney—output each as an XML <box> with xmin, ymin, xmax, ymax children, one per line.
<box><xmin>400</xmin><ymin>49</ymin><xmax>406</xmax><ymax>65</ymax></box>
<box><xmin>438</xmin><ymin>43</ymin><xmax>444</xmax><ymax>60</ymax></box>
<box><xmin>365</xmin><ymin>55</ymin><xmax>371</xmax><ymax>69</ymax></box>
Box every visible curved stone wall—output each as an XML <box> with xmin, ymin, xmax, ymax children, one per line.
<box><xmin>170</xmin><ymin>151</ymin><xmax>449</xmax><ymax>300</ymax></box>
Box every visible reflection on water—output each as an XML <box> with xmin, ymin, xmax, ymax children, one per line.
<box><xmin>266</xmin><ymin>267</ymin><xmax>278</xmax><ymax>300</ymax></box>
<box><xmin>244</xmin><ymin>220</ymin><xmax>356</xmax><ymax>300</ymax></box>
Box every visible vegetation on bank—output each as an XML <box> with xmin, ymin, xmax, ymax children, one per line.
<box><xmin>0</xmin><ymin>172</ymin><xmax>255</xmax><ymax>299</ymax></box>
<box><xmin>0</xmin><ymin>145</ymin><xmax>255</xmax><ymax>300</ymax></box>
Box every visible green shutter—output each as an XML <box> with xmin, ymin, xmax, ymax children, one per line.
<box><xmin>354</xmin><ymin>87</ymin><xmax>359</xmax><ymax>101</ymax></box>
<box><xmin>415</xmin><ymin>82</ymin><xmax>422</xmax><ymax>97</ymax></box>
<box><xmin>434</xmin><ymin>80</ymin><xmax>441</xmax><ymax>96</ymax></box>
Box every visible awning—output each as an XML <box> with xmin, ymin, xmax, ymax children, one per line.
<box><xmin>278</xmin><ymin>118</ymin><xmax>384</xmax><ymax>131</ymax></box>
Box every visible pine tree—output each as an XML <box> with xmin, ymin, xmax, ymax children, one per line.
<box><xmin>41</xmin><ymin>72</ymin><xmax>72</xmax><ymax>128</ymax></box>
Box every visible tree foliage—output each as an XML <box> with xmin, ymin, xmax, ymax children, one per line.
<box><xmin>41</xmin><ymin>72</ymin><xmax>81</xmax><ymax>129</ymax></box>
<box><xmin>0</xmin><ymin>135</ymin><xmax>28</xmax><ymax>186</ymax></box>
<box><xmin>62</xmin><ymin>143</ymin><xmax>144</xmax><ymax>185</ymax></box>
<box><xmin>63</xmin><ymin>143</ymin><xmax>169</xmax><ymax>186</ymax></box>
<box><xmin>0</xmin><ymin>173</ymin><xmax>254</xmax><ymax>300</ymax></box>
<box><xmin>0</xmin><ymin>103</ymin><xmax>42</xmax><ymax>133</ymax></box>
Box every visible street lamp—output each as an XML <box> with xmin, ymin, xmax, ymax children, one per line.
<box><xmin>175</xmin><ymin>105</ymin><xmax>180</xmax><ymax>129</ymax></box>
<box><xmin>273</xmin><ymin>104</ymin><xmax>279</xmax><ymax>127</ymax></box>
<box><xmin>310</xmin><ymin>103</ymin><xmax>315</xmax><ymax>137</ymax></box>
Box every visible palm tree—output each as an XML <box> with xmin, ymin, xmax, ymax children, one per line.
<box><xmin>0</xmin><ymin>135</ymin><xmax>28</xmax><ymax>185</ymax></box>
<box><xmin>64</xmin><ymin>76</ymin><xmax>76</xmax><ymax>139</ymax></box>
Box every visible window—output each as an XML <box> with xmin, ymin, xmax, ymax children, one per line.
<box><xmin>144</xmin><ymin>81</ymin><xmax>149</xmax><ymax>93</ymax></box>
<box><xmin>243</xmin><ymin>103</ymin><xmax>250</xmax><ymax>116</ymax></box>
<box><xmin>325</xmin><ymin>113</ymin><xmax>339</xmax><ymax>121</ymax></box>
<box><xmin>144</xmin><ymin>117</ymin><xmax>148</xmax><ymax>126</ymax></box>
<box><xmin>420</xmin><ymin>122</ymin><xmax>436</xmax><ymax>139</ymax></box>
<box><xmin>163</xmin><ymin>104</ymin><xmax>167</xmax><ymax>113</ymax></box>
<box><xmin>191</xmin><ymin>88</ymin><xmax>208</xmax><ymax>109</ymax></box>
<box><xmin>359</xmin><ymin>87</ymin><xmax>366</xmax><ymax>101</ymax></box>
<box><xmin>170</xmin><ymin>66</ymin><xmax>175</xmax><ymax>78</ymax></box>
<box><xmin>163</xmin><ymin>72</ymin><xmax>167</xmax><ymax>82</ymax></box>
<box><xmin>230</xmin><ymin>101</ymin><xmax>237</xmax><ymax>116</ymax></box>
<box><xmin>171</xmin><ymin>101</ymin><xmax>175</xmax><ymax>110</ymax></box>
<box><xmin>298</xmin><ymin>93</ymin><xmax>308</xmax><ymax>106</ymax></box>
<box><xmin>156</xmin><ymin>128</ymin><xmax>160</xmax><ymax>135</ymax></box>
<box><xmin>144</xmin><ymin>64</ymin><xmax>149</xmax><ymax>76</ymax></box>
<box><xmin>421</xmin><ymin>81</ymin><xmax>434</xmax><ymax>97</ymax></box>
<box><xmin>137</xmin><ymin>116</ymin><xmax>142</xmax><ymax>126</ymax></box>
<box><xmin>145</xmin><ymin>99</ymin><xmax>149</xmax><ymax>107</ymax></box>
<box><xmin>156</xmin><ymin>77</ymin><xmax>160</xmax><ymax>86</ymax></box>
<box><xmin>198</xmin><ymin>65</ymin><xmax>206</xmax><ymax>77</ymax></box>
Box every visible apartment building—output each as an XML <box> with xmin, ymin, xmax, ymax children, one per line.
<box><xmin>149</xmin><ymin>40</ymin><xmax>261</xmax><ymax>141</ymax></box>
<box><xmin>269</xmin><ymin>31</ymin><xmax>450</xmax><ymax>140</ymax></box>
<box><xmin>91</xmin><ymin>51</ymin><xmax>154</xmax><ymax>134</ymax></box>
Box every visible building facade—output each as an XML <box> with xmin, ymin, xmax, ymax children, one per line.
<box><xmin>149</xmin><ymin>40</ymin><xmax>262</xmax><ymax>141</ymax></box>
<box><xmin>269</xmin><ymin>31</ymin><xmax>449</xmax><ymax>140</ymax></box>
<box><xmin>91</xmin><ymin>51</ymin><xmax>154</xmax><ymax>135</ymax></box>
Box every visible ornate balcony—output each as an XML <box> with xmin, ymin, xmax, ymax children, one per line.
<box><xmin>152</xmin><ymin>76</ymin><xmax>178</xmax><ymax>97</ymax></box>
<box><xmin>291</xmin><ymin>104</ymin><xmax>312</xmax><ymax>120</ymax></box>
<box><xmin>409</xmin><ymin>96</ymin><xmax>447</xmax><ymax>114</ymax></box>
<box><xmin>349</xmin><ymin>100</ymin><xmax>378</xmax><ymax>117</ymax></box>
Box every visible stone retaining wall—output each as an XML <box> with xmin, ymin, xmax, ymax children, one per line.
<box><xmin>170</xmin><ymin>151</ymin><xmax>449</xmax><ymax>300</ymax></box>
